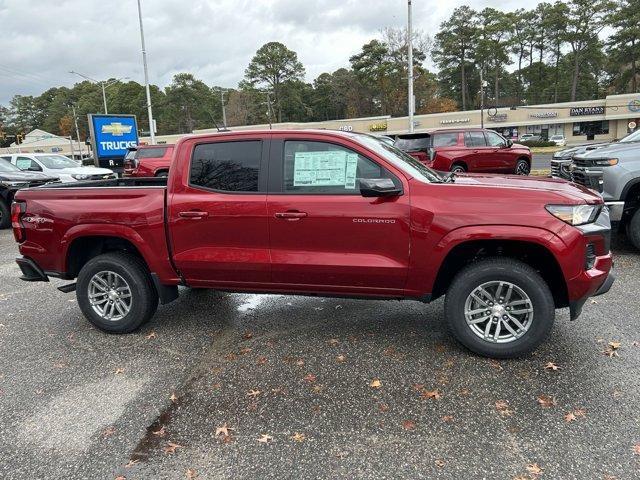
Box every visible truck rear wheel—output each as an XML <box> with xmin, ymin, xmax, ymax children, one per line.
<box><xmin>0</xmin><ymin>200</ymin><xmax>10</xmax><ymax>229</ymax></box>
<box><xmin>76</xmin><ymin>252</ymin><xmax>158</xmax><ymax>333</ymax></box>
<box><xmin>626</xmin><ymin>209</ymin><xmax>640</xmax><ymax>251</ymax></box>
<box><xmin>444</xmin><ymin>258</ymin><xmax>555</xmax><ymax>358</ymax></box>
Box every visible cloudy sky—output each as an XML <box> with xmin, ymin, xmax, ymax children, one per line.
<box><xmin>0</xmin><ymin>0</ymin><xmax>544</xmax><ymax>104</ymax></box>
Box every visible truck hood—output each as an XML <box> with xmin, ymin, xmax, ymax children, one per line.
<box><xmin>451</xmin><ymin>173</ymin><xmax>602</xmax><ymax>204</ymax></box>
<box><xmin>0</xmin><ymin>171</ymin><xmax>58</xmax><ymax>182</ymax></box>
<box><xmin>576</xmin><ymin>141</ymin><xmax>640</xmax><ymax>159</ymax></box>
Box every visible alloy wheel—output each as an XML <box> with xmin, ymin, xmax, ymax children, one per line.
<box><xmin>87</xmin><ymin>270</ymin><xmax>133</xmax><ymax>321</ymax></box>
<box><xmin>463</xmin><ymin>280</ymin><xmax>533</xmax><ymax>344</ymax></box>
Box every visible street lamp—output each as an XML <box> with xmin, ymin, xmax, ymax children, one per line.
<box><xmin>69</xmin><ymin>71</ymin><xmax>129</xmax><ymax>114</ymax></box>
<box><xmin>136</xmin><ymin>0</ymin><xmax>156</xmax><ymax>144</ymax></box>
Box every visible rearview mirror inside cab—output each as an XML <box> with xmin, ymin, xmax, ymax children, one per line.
<box><xmin>360</xmin><ymin>178</ymin><xmax>402</xmax><ymax>198</ymax></box>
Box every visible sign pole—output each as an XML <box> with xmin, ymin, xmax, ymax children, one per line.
<box><xmin>407</xmin><ymin>0</ymin><xmax>414</xmax><ymax>133</ymax></box>
<box><xmin>137</xmin><ymin>0</ymin><xmax>156</xmax><ymax>144</ymax></box>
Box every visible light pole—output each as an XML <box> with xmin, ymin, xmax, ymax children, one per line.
<box><xmin>70</xmin><ymin>104</ymin><xmax>83</xmax><ymax>158</ymax></box>
<box><xmin>69</xmin><ymin>71</ymin><xmax>129</xmax><ymax>114</ymax></box>
<box><xmin>480</xmin><ymin>67</ymin><xmax>486</xmax><ymax>129</ymax></box>
<box><xmin>407</xmin><ymin>0</ymin><xmax>414</xmax><ymax>133</ymax></box>
<box><xmin>219</xmin><ymin>88</ymin><xmax>228</xmax><ymax>127</ymax></box>
<box><xmin>136</xmin><ymin>0</ymin><xmax>156</xmax><ymax>144</ymax></box>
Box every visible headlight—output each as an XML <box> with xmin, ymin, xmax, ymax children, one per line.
<box><xmin>592</xmin><ymin>158</ymin><xmax>618</xmax><ymax>167</ymax></box>
<box><xmin>0</xmin><ymin>180</ymin><xmax>29</xmax><ymax>188</ymax></box>
<box><xmin>71</xmin><ymin>174</ymin><xmax>91</xmax><ymax>180</ymax></box>
<box><xmin>545</xmin><ymin>204</ymin><xmax>602</xmax><ymax>226</ymax></box>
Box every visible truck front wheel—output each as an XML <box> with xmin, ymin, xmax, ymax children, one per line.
<box><xmin>444</xmin><ymin>258</ymin><xmax>555</xmax><ymax>358</ymax></box>
<box><xmin>76</xmin><ymin>252</ymin><xmax>159</xmax><ymax>333</ymax></box>
<box><xmin>626</xmin><ymin>209</ymin><xmax>640</xmax><ymax>251</ymax></box>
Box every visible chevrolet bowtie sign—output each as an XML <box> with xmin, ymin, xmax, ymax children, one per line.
<box><xmin>88</xmin><ymin>114</ymin><xmax>139</xmax><ymax>170</ymax></box>
<box><xmin>101</xmin><ymin>122</ymin><xmax>133</xmax><ymax>136</ymax></box>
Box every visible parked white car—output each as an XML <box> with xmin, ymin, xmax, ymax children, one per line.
<box><xmin>2</xmin><ymin>153</ymin><xmax>116</xmax><ymax>183</ymax></box>
<box><xmin>519</xmin><ymin>133</ymin><xmax>541</xmax><ymax>142</ymax></box>
<box><xmin>549</xmin><ymin>134</ymin><xmax>567</xmax><ymax>146</ymax></box>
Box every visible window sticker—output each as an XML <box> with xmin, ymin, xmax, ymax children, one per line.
<box><xmin>293</xmin><ymin>151</ymin><xmax>359</xmax><ymax>188</ymax></box>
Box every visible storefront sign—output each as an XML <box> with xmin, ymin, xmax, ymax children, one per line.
<box><xmin>529</xmin><ymin>112</ymin><xmax>558</xmax><ymax>118</ymax></box>
<box><xmin>338</xmin><ymin>125</ymin><xmax>353</xmax><ymax>132</ymax></box>
<box><xmin>369</xmin><ymin>122</ymin><xmax>387</xmax><ymax>132</ymax></box>
<box><xmin>440</xmin><ymin>118</ymin><xmax>470</xmax><ymax>125</ymax></box>
<box><xmin>569</xmin><ymin>106</ymin><xmax>605</xmax><ymax>116</ymax></box>
<box><xmin>629</xmin><ymin>100</ymin><xmax>640</xmax><ymax>113</ymax></box>
<box><xmin>629</xmin><ymin>121</ymin><xmax>637</xmax><ymax>130</ymax></box>
<box><xmin>488</xmin><ymin>113</ymin><xmax>508</xmax><ymax>122</ymax></box>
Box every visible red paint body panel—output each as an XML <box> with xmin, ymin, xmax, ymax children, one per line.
<box><xmin>13</xmin><ymin>129</ymin><xmax>610</xmax><ymax>307</ymax></box>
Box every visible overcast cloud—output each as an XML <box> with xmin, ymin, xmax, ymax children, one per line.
<box><xmin>0</xmin><ymin>0</ymin><xmax>544</xmax><ymax>104</ymax></box>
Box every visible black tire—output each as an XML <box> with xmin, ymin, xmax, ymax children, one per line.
<box><xmin>515</xmin><ymin>158</ymin><xmax>530</xmax><ymax>175</ymax></box>
<box><xmin>451</xmin><ymin>163</ymin><xmax>467</xmax><ymax>173</ymax></box>
<box><xmin>444</xmin><ymin>258</ymin><xmax>555</xmax><ymax>359</ymax></box>
<box><xmin>76</xmin><ymin>252</ymin><xmax>158</xmax><ymax>333</ymax></box>
<box><xmin>155</xmin><ymin>171</ymin><xmax>169</xmax><ymax>178</ymax></box>
<box><xmin>0</xmin><ymin>200</ymin><xmax>10</xmax><ymax>229</ymax></box>
<box><xmin>626</xmin><ymin>208</ymin><xmax>640</xmax><ymax>251</ymax></box>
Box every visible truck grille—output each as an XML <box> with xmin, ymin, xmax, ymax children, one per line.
<box><xmin>571</xmin><ymin>169</ymin><xmax>603</xmax><ymax>193</ymax></box>
<box><xmin>572</xmin><ymin>157</ymin><xmax>596</xmax><ymax>168</ymax></box>
<box><xmin>550</xmin><ymin>160</ymin><xmax>571</xmax><ymax>179</ymax></box>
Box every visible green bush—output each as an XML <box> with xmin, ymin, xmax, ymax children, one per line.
<box><xmin>519</xmin><ymin>140</ymin><xmax>558</xmax><ymax>147</ymax></box>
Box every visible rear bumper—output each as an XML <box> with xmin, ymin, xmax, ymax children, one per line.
<box><xmin>16</xmin><ymin>257</ymin><xmax>49</xmax><ymax>282</ymax></box>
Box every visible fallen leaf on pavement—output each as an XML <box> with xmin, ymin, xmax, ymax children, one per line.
<box><xmin>327</xmin><ymin>338</ymin><xmax>339</xmax><ymax>346</ymax></box>
<box><xmin>633</xmin><ymin>443</ymin><xmax>640</xmax><ymax>455</ymax></box>
<box><xmin>435</xmin><ymin>459</ymin><xmax>445</xmax><ymax>468</ymax></box>
<box><xmin>215</xmin><ymin>423</ymin><xmax>232</xmax><ymax>437</ymax></box>
<box><xmin>114</xmin><ymin>368</ymin><xmax>125</xmax><ymax>375</ymax></box>
<box><xmin>242</xmin><ymin>331</ymin><xmax>253</xmax><ymax>340</ymax></box>
<box><xmin>103</xmin><ymin>426</ymin><xmax>116</xmax><ymax>437</ymax></box>
<box><xmin>246</xmin><ymin>389</ymin><xmax>261</xmax><ymax>398</ymax></box>
<box><xmin>526</xmin><ymin>463</ymin><xmax>543</xmax><ymax>475</ymax></box>
<box><xmin>257</xmin><ymin>434</ymin><xmax>273</xmax><ymax>444</ymax></box>
<box><xmin>124</xmin><ymin>459</ymin><xmax>139</xmax><ymax>468</ymax></box>
<box><xmin>170</xmin><ymin>392</ymin><xmax>178</xmax><ymax>403</ymax></box>
<box><xmin>544</xmin><ymin>362</ymin><xmax>561</xmax><ymax>371</ymax></box>
<box><xmin>420</xmin><ymin>389</ymin><xmax>441</xmax><ymax>400</ymax></box>
<box><xmin>378</xmin><ymin>403</ymin><xmax>389</xmax><ymax>412</ymax></box>
<box><xmin>442</xmin><ymin>415</ymin><xmax>454</xmax><ymax>423</ymax></box>
<box><xmin>291</xmin><ymin>432</ymin><xmax>305</xmax><ymax>442</ymax></box>
<box><xmin>573</xmin><ymin>408</ymin><xmax>587</xmax><ymax>417</ymax></box>
<box><xmin>495</xmin><ymin>400</ymin><xmax>513</xmax><ymax>416</ymax></box>
<box><xmin>163</xmin><ymin>442</ymin><xmax>183</xmax><ymax>455</ymax></box>
<box><xmin>146</xmin><ymin>331</ymin><xmax>156</xmax><ymax>340</ymax></box>
<box><xmin>402</xmin><ymin>420</ymin><xmax>416</xmax><ymax>430</ymax></box>
<box><xmin>537</xmin><ymin>395</ymin><xmax>556</xmax><ymax>408</ymax></box>
<box><xmin>186</xmin><ymin>468</ymin><xmax>197</xmax><ymax>479</ymax></box>
<box><xmin>370</xmin><ymin>379</ymin><xmax>382</xmax><ymax>389</ymax></box>
<box><xmin>152</xmin><ymin>426</ymin><xmax>166</xmax><ymax>437</ymax></box>
<box><xmin>336</xmin><ymin>354</ymin><xmax>346</xmax><ymax>363</ymax></box>
<box><xmin>239</xmin><ymin>347</ymin><xmax>252</xmax><ymax>355</ymax></box>
<box><xmin>609</xmin><ymin>341</ymin><xmax>621</xmax><ymax>350</ymax></box>
<box><xmin>489</xmin><ymin>359</ymin><xmax>503</xmax><ymax>371</ymax></box>
<box><xmin>304</xmin><ymin>374</ymin><xmax>317</xmax><ymax>383</ymax></box>
<box><xmin>564</xmin><ymin>412</ymin><xmax>576</xmax><ymax>423</ymax></box>
<box><xmin>115</xmin><ymin>476</ymin><xmax>126</xmax><ymax>480</ymax></box>
<box><xmin>295</xmin><ymin>359</ymin><xmax>305</xmax><ymax>367</ymax></box>
<box><xmin>257</xmin><ymin>356</ymin><xmax>267</xmax><ymax>365</ymax></box>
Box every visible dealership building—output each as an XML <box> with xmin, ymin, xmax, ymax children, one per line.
<box><xmin>3</xmin><ymin>93</ymin><xmax>639</xmax><ymax>155</ymax></box>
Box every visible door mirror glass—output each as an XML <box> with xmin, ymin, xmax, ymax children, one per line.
<box><xmin>506</xmin><ymin>139</ymin><xmax>513</xmax><ymax>148</ymax></box>
<box><xmin>360</xmin><ymin>178</ymin><xmax>402</xmax><ymax>198</ymax></box>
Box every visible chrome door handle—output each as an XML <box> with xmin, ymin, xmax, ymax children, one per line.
<box><xmin>178</xmin><ymin>211</ymin><xmax>209</xmax><ymax>219</ymax></box>
<box><xmin>275</xmin><ymin>211</ymin><xmax>308</xmax><ymax>220</ymax></box>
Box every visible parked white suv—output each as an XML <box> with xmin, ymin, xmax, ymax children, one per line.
<box><xmin>3</xmin><ymin>153</ymin><xmax>115</xmax><ymax>183</ymax></box>
<box><xmin>549</xmin><ymin>134</ymin><xmax>567</xmax><ymax>146</ymax></box>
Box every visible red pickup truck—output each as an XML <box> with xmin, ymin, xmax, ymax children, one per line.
<box><xmin>11</xmin><ymin>130</ymin><xmax>614</xmax><ymax>358</ymax></box>
<box><xmin>123</xmin><ymin>144</ymin><xmax>174</xmax><ymax>177</ymax></box>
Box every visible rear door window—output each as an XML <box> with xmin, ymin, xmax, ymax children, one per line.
<box><xmin>464</xmin><ymin>132</ymin><xmax>487</xmax><ymax>147</ymax></box>
<box><xmin>432</xmin><ymin>132</ymin><xmax>459</xmax><ymax>147</ymax></box>
<box><xmin>190</xmin><ymin>140</ymin><xmax>263</xmax><ymax>192</ymax></box>
<box><xmin>394</xmin><ymin>136</ymin><xmax>431</xmax><ymax>151</ymax></box>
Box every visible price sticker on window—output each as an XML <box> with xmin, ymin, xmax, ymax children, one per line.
<box><xmin>293</xmin><ymin>151</ymin><xmax>358</xmax><ymax>189</ymax></box>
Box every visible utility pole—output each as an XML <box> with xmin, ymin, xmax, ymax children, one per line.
<box><xmin>266</xmin><ymin>92</ymin><xmax>273</xmax><ymax>130</ymax></box>
<box><xmin>407</xmin><ymin>0</ymin><xmax>414</xmax><ymax>133</ymax></box>
<box><xmin>69</xmin><ymin>71</ymin><xmax>128</xmax><ymax>114</ymax></box>
<box><xmin>220</xmin><ymin>89</ymin><xmax>227</xmax><ymax>127</ymax></box>
<box><xmin>480</xmin><ymin>67</ymin><xmax>485</xmax><ymax>129</ymax></box>
<box><xmin>71</xmin><ymin>104</ymin><xmax>83</xmax><ymax>158</ymax></box>
<box><xmin>137</xmin><ymin>0</ymin><xmax>156</xmax><ymax>144</ymax></box>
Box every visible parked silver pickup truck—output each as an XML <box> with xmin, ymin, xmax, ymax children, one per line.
<box><xmin>570</xmin><ymin>138</ymin><xmax>640</xmax><ymax>250</ymax></box>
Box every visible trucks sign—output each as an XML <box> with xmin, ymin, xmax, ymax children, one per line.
<box><xmin>88</xmin><ymin>114</ymin><xmax>139</xmax><ymax>171</ymax></box>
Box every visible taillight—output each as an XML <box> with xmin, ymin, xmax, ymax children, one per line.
<box><xmin>11</xmin><ymin>201</ymin><xmax>25</xmax><ymax>243</ymax></box>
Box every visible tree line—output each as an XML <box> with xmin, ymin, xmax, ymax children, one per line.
<box><xmin>1</xmin><ymin>0</ymin><xmax>637</xmax><ymax>147</ymax></box>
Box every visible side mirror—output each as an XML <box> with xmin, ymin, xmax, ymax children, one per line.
<box><xmin>28</xmin><ymin>166</ymin><xmax>42</xmax><ymax>172</ymax></box>
<box><xmin>506</xmin><ymin>139</ymin><xmax>513</xmax><ymax>148</ymax></box>
<box><xmin>428</xmin><ymin>148</ymin><xmax>436</xmax><ymax>161</ymax></box>
<box><xmin>360</xmin><ymin>178</ymin><xmax>402</xmax><ymax>198</ymax></box>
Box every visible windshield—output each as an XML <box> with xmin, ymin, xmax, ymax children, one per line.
<box><xmin>394</xmin><ymin>136</ymin><xmax>431</xmax><ymax>151</ymax></box>
<box><xmin>35</xmin><ymin>155</ymin><xmax>80</xmax><ymax>169</ymax></box>
<box><xmin>356</xmin><ymin>135</ymin><xmax>443</xmax><ymax>183</ymax></box>
<box><xmin>550</xmin><ymin>135</ymin><xmax>563</xmax><ymax>140</ymax></box>
<box><xmin>620</xmin><ymin>130</ymin><xmax>640</xmax><ymax>143</ymax></box>
<box><xmin>0</xmin><ymin>158</ymin><xmax>21</xmax><ymax>172</ymax></box>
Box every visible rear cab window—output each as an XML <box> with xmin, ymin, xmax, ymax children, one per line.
<box><xmin>189</xmin><ymin>140</ymin><xmax>264</xmax><ymax>192</ymax></box>
<box><xmin>280</xmin><ymin>140</ymin><xmax>400</xmax><ymax>195</ymax></box>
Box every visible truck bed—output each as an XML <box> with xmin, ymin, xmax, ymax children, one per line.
<box><xmin>13</xmin><ymin>178</ymin><xmax>179</xmax><ymax>284</ymax></box>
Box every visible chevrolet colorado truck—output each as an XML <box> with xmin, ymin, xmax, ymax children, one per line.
<box><xmin>11</xmin><ymin>130</ymin><xmax>614</xmax><ymax>358</ymax></box>
<box><xmin>570</xmin><ymin>139</ymin><xmax>640</xmax><ymax>250</ymax></box>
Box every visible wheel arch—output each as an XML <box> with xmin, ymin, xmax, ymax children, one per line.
<box><xmin>430</xmin><ymin>237</ymin><xmax>569</xmax><ymax>308</ymax></box>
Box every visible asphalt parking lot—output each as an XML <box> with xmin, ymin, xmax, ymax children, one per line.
<box><xmin>0</xmin><ymin>228</ymin><xmax>638</xmax><ymax>480</ymax></box>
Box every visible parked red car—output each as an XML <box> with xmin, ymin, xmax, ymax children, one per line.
<box><xmin>123</xmin><ymin>144</ymin><xmax>174</xmax><ymax>177</ymax></box>
<box><xmin>395</xmin><ymin>128</ymin><xmax>532</xmax><ymax>175</ymax></box>
<box><xmin>12</xmin><ymin>129</ymin><xmax>613</xmax><ymax>358</ymax></box>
